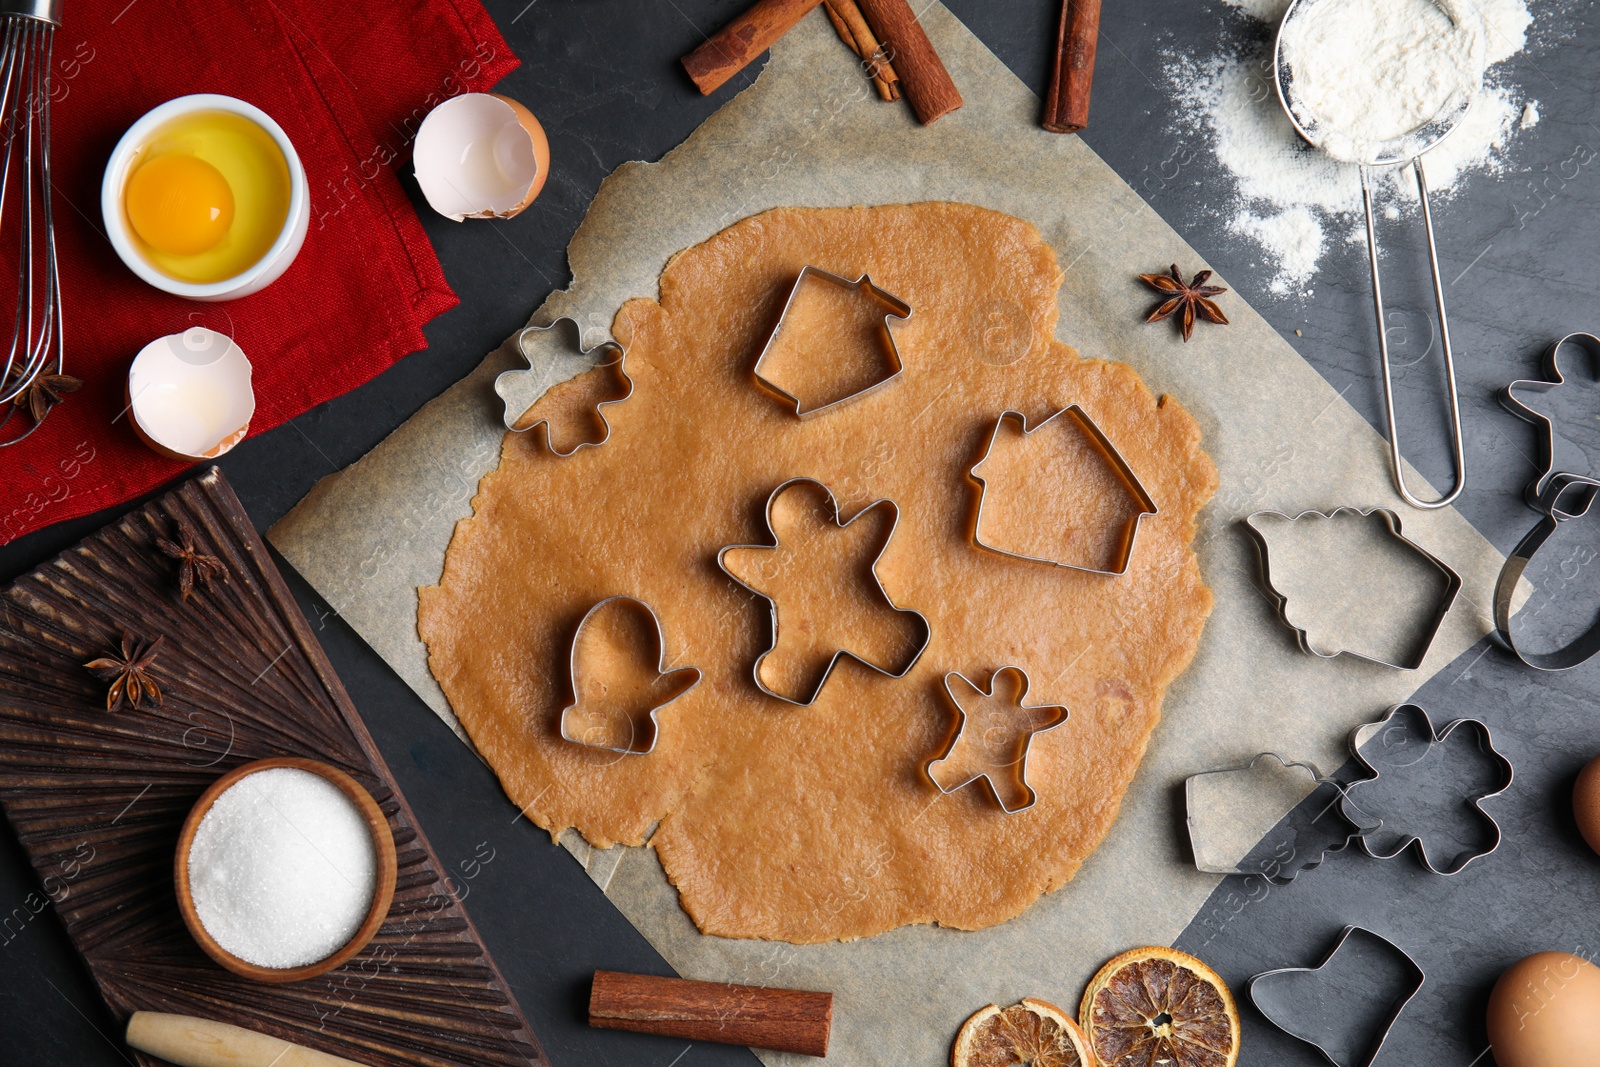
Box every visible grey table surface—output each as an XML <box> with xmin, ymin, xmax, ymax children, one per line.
<box><xmin>2</xmin><ymin>2</ymin><xmax>1598</xmax><ymax>1065</ymax></box>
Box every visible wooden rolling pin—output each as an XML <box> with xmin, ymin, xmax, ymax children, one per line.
<box><xmin>125</xmin><ymin>1013</ymin><xmax>372</xmax><ymax>1067</ymax></box>
<box><xmin>589</xmin><ymin>970</ymin><xmax>832</xmax><ymax>1057</ymax></box>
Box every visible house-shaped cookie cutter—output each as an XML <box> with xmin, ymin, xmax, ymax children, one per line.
<box><xmin>751</xmin><ymin>266</ymin><xmax>911</xmax><ymax>419</ymax></box>
<box><xmin>968</xmin><ymin>407</ymin><xmax>1159</xmax><ymax>576</ymax></box>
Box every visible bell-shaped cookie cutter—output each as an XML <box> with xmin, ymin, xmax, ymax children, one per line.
<box><xmin>968</xmin><ymin>407</ymin><xmax>1159</xmax><ymax>576</ymax></box>
<box><xmin>751</xmin><ymin>266</ymin><xmax>911</xmax><ymax>419</ymax></box>
<box><xmin>559</xmin><ymin>596</ymin><xmax>702</xmax><ymax>756</ymax></box>
<box><xmin>493</xmin><ymin>316</ymin><xmax>632</xmax><ymax>455</ymax></box>
<box><xmin>1242</xmin><ymin>507</ymin><xmax>1462</xmax><ymax>671</ymax></box>
<box><xmin>716</xmin><ymin>477</ymin><xmax>931</xmax><ymax>706</ymax></box>
<box><xmin>926</xmin><ymin>665</ymin><xmax>1067</xmax><ymax>814</ymax></box>
<box><xmin>1339</xmin><ymin>703</ymin><xmax>1512</xmax><ymax>876</ymax></box>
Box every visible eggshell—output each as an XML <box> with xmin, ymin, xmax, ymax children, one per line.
<box><xmin>1487</xmin><ymin>952</ymin><xmax>1600</xmax><ymax>1067</ymax></box>
<box><xmin>413</xmin><ymin>93</ymin><xmax>549</xmax><ymax>221</ymax></box>
<box><xmin>1574</xmin><ymin>753</ymin><xmax>1600</xmax><ymax>855</ymax></box>
<box><xmin>127</xmin><ymin>328</ymin><xmax>254</xmax><ymax>462</ymax></box>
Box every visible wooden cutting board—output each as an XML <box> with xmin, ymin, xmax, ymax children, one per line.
<box><xmin>0</xmin><ymin>468</ymin><xmax>549</xmax><ymax>1067</ymax></box>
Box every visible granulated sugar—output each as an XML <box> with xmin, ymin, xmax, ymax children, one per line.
<box><xmin>188</xmin><ymin>766</ymin><xmax>377</xmax><ymax>968</ymax></box>
<box><xmin>1167</xmin><ymin>0</ymin><xmax>1539</xmax><ymax>296</ymax></box>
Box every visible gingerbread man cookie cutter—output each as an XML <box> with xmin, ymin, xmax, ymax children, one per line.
<box><xmin>716</xmin><ymin>477</ymin><xmax>930</xmax><ymax>706</ymax></box>
<box><xmin>926</xmin><ymin>666</ymin><xmax>1068</xmax><ymax>814</ymax></box>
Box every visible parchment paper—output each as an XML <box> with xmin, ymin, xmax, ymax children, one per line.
<box><xmin>270</xmin><ymin>7</ymin><xmax>1511</xmax><ymax>1064</ymax></box>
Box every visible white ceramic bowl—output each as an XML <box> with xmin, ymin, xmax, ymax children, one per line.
<box><xmin>101</xmin><ymin>94</ymin><xmax>309</xmax><ymax>302</ymax></box>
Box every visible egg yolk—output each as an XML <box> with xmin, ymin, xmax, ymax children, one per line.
<box><xmin>125</xmin><ymin>155</ymin><xmax>236</xmax><ymax>257</ymax></box>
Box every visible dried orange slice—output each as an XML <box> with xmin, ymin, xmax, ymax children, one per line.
<box><xmin>951</xmin><ymin>997</ymin><xmax>1093</xmax><ymax>1067</ymax></box>
<box><xmin>1080</xmin><ymin>946</ymin><xmax>1240</xmax><ymax>1067</ymax></box>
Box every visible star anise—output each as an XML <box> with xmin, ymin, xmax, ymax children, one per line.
<box><xmin>154</xmin><ymin>520</ymin><xmax>227</xmax><ymax>601</ymax></box>
<box><xmin>84</xmin><ymin>631</ymin><xmax>165</xmax><ymax>712</ymax></box>
<box><xmin>12</xmin><ymin>371</ymin><xmax>83</xmax><ymax>422</ymax></box>
<box><xmin>1139</xmin><ymin>264</ymin><xmax>1229</xmax><ymax>342</ymax></box>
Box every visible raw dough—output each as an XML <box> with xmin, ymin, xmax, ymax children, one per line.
<box><xmin>418</xmin><ymin>203</ymin><xmax>1217</xmax><ymax>942</ymax></box>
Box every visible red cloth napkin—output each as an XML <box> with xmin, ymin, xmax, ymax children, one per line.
<box><xmin>0</xmin><ymin>0</ymin><xmax>517</xmax><ymax>544</ymax></box>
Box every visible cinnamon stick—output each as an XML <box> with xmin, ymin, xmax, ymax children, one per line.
<box><xmin>1043</xmin><ymin>0</ymin><xmax>1102</xmax><ymax>133</ymax></box>
<box><xmin>682</xmin><ymin>0</ymin><xmax>826</xmax><ymax>96</ymax></box>
<box><xmin>824</xmin><ymin>0</ymin><xmax>901</xmax><ymax>101</ymax></box>
<box><xmin>855</xmin><ymin>0</ymin><xmax>962</xmax><ymax>124</ymax></box>
<box><xmin>589</xmin><ymin>970</ymin><xmax>832</xmax><ymax>1057</ymax></box>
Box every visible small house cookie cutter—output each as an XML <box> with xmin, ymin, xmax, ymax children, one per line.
<box><xmin>1242</xmin><ymin>507</ymin><xmax>1462</xmax><ymax>671</ymax></box>
<box><xmin>716</xmin><ymin>477</ymin><xmax>930</xmax><ymax>706</ymax></box>
<box><xmin>751</xmin><ymin>266</ymin><xmax>911</xmax><ymax>419</ymax></box>
<box><xmin>925</xmin><ymin>665</ymin><xmax>1067</xmax><ymax>814</ymax></box>
<box><xmin>558</xmin><ymin>596</ymin><xmax>701</xmax><ymax>756</ymax></box>
<box><xmin>968</xmin><ymin>407</ymin><xmax>1159</xmax><ymax>576</ymax></box>
<box><xmin>493</xmin><ymin>317</ymin><xmax>632</xmax><ymax>456</ymax></box>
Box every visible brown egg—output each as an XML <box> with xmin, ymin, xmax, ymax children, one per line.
<box><xmin>1487</xmin><ymin>952</ymin><xmax>1600</xmax><ymax>1067</ymax></box>
<box><xmin>1575</xmin><ymin>753</ymin><xmax>1600</xmax><ymax>855</ymax></box>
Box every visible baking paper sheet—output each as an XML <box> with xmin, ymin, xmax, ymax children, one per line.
<box><xmin>270</xmin><ymin>7</ymin><xmax>1510</xmax><ymax>1064</ymax></box>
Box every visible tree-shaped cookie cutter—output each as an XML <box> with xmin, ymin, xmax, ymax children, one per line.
<box><xmin>558</xmin><ymin>596</ymin><xmax>701</xmax><ymax>756</ymax></box>
<box><xmin>752</xmin><ymin>266</ymin><xmax>911</xmax><ymax>419</ymax></box>
<box><xmin>1242</xmin><ymin>507</ymin><xmax>1462</xmax><ymax>671</ymax></box>
<box><xmin>716</xmin><ymin>477</ymin><xmax>931</xmax><ymax>706</ymax></box>
<box><xmin>1339</xmin><ymin>703</ymin><xmax>1513</xmax><ymax>876</ymax></box>
<box><xmin>968</xmin><ymin>407</ymin><xmax>1159</xmax><ymax>576</ymax></box>
<box><xmin>493</xmin><ymin>316</ymin><xmax>633</xmax><ymax>456</ymax></box>
<box><xmin>925</xmin><ymin>666</ymin><xmax>1068</xmax><ymax>814</ymax></box>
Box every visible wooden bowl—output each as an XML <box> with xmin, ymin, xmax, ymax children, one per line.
<box><xmin>174</xmin><ymin>757</ymin><xmax>397</xmax><ymax>983</ymax></box>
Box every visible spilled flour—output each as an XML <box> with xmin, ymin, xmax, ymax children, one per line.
<box><xmin>1181</xmin><ymin>0</ymin><xmax>1543</xmax><ymax>296</ymax></box>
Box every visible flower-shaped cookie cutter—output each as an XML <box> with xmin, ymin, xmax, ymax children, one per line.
<box><xmin>926</xmin><ymin>666</ymin><xmax>1068</xmax><ymax>815</ymax></box>
<box><xmin>751</xmin><ymin>266</ymin><xmax>911</xmax><ymax>419</ymax></box>
<box><xmin>494</xmin><ymin>316</ymin><xmax>632</xmax><ymax>456</ymax></box>
<box><xmin>1242</xmin><ymin>507</ymin><xmax>1462</xmax><ymax>671</ymax></box>
<box><xmin>716</xmin><ymin>477</ymin><xmax>930</xmax><ymax>706</ymax></box>
<box><xmin>968</xmin><ymin>407</ymin><xmax>1159</xmax><ymax>576</ymax></box>
<box><xmin>559</xmin><ymin>596</ymin><xmax>701</xmax><ymax>756</ymax></box>
<box><xmin>1339</xmin><ymin>703</ymin><xmax>1513</xmax><ymax>876</ymax></box>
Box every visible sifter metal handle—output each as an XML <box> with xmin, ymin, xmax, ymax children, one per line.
<box><xmin>1360</xmin><ymin>157</ymin><xmax>1467</xmax><ymax>510</ymax></box>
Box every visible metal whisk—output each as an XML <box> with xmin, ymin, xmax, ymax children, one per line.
<box><xmin>0</xmin><ymin>0</ymin><xmax>63</xmax><ymax>448</ymax></box>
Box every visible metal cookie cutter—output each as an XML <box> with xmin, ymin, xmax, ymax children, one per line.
<box><xmin>1184</xmin><ymin>753</ymin><xmax>1367</xmax><ymax>885</ymax></box>
<box><xmin>1499</xmin><ymin>332</ymin><xmax>1600</xmax><ymax>509</ymax></box>
<box><xmin>559</xmin><ymin>596</ymin><xmax>702</xmax><ymax>756</ymax></box>
<box><xmin>493</xmin><ymin>317</ymin><xmax>632</xmax><ymax>455</ymax></box>
<box><xmin>1243</xmin><ymin>507</ymin><xmax>1462</xmax><ymax>671</ymax></box>
<box><xmin>752</xmin><ymin>266</ymin><xmax>911</xmax><ymax>418</ymax></box>
<box><xmin>926</xmin><ymin>666</ymin><xmax>1068</xmax><ymax>815</ymax></box>
<box><xmin>1250</xmin><ymin>925</ymin><xmax>1424</xmax><ymax>1067</ymax></box>
<box><xmin>716</xmin><ymin>477</ymin><xmax>931</xmax><ymax>706</ymax></box>
<box><xmin>968</xmin><ymin>407</ymin><xmax>1159</xmax><ymax>575</ymax></box>
<box><xmin>1340</xmin><ymin>703</ymin><xmax>1512</xmax><ymax>876</ymax></box>
<box><xmin>1494</xmin><ymin>472</ymin><xmax>1600</xmax><ymax>671</ymax></box>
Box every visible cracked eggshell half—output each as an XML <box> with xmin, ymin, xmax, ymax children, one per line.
<box><xmin>414</xmin><ymin>93</ymin><xmax>549</xmax><ymax>221</ymax></box>
<box><xmin>127</xmin><ymin>327</ymin><xmax>255</xmax><ymax>462</ymax></box>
